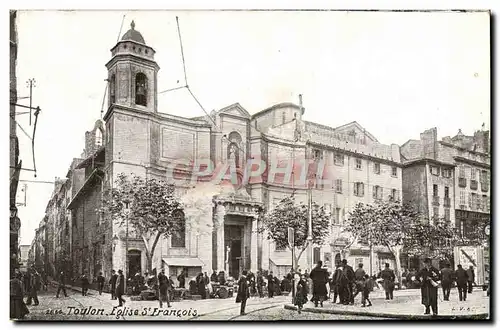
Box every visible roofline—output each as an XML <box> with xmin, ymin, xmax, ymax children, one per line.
<box><xmin>251</xmin><ymin>102</ymin><xmax>303</xmax><ymax>120</ymax></box>
<box><xmin>402</xmin><ymin>158</ymin><xmax>457</xmax><ymax>168</ymax></box>
<box><xmin>76</xmin><ymin>146</ymin><xmax>105</xmax><ymax>169</ymax></box>
<box><xmin>67</xmin><ymin>168</ymin><xmax>105</xmax><ymax>210</ymax></box>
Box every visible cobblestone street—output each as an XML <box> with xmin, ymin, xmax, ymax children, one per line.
<box><xmin>20</xmin><ymin>285</ymin><xmax>489</xmax><ymax>321</ymax></box>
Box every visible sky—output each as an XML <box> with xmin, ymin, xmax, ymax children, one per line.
<box><xmin>12</xmin><ymin>10</ymin><xmax>490</xmax><ymax>245</ymax></box>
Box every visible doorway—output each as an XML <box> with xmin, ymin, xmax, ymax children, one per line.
<box><xmin>128</xmin><ymin>249</ymin><xmax>142</xmax><ymax>278</ymax></box>
<box><xmin>224</xmin><ymin>225</ymin><xmax>244</xmax><ymax>279</ymax></box>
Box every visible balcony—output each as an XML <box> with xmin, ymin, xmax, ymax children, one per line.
<box><xmin>444</xmin><ymin>197</ymin><xmax>451</xmax><ymax>208</ymax></box>
<box><xmin>481</xmin><ymin>181</ymin><xmax>489</xmax><ymax>192</ymax></box>
<box><xmin>432</xmin><ymin>196</ymin><xmax>440</xmax><ymax>206</ymax></box>
<box><xmin>470</xmin><ymin>180</ymin><xmax>478</xmax><ymax>190</ymax></box>
<box><xmin>458</xmin><ymin>177</ymin><xmax>467</xmax><ymax>188</ymax></box>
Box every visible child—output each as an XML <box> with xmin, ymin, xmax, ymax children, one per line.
<box><xmin>361</xmin><ymin>274</ymin><xmax>373</xmax><ymax>307</ymax></box>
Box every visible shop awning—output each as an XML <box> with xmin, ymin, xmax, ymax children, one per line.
<box><xmin>162</xmin><ymin>257</ymin><xmax>205</xmax><ymax>267</ymax></box>
<box><xmin>270</xmin><ymin>256</ymin><xmax>293</xmax><ymax>266</ymax></box>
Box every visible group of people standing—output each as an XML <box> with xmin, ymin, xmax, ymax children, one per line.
<box><xmin>10</xmin><ymin>267</ymin><xmax>46</xmax><ymax>319</ymax></box>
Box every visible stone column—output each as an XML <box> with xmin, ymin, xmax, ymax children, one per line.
<box><xmin>250</xmin><ymin>215</ymin><xmax>258</xmax><ymax>273</ymax></box>
<box><xmin>214</xmin><ymin>203</ymin><xmax>226</xmax><ymax>273</ymax></box>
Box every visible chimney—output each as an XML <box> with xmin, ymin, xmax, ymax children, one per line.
<box><xmin>420</xmin><ymin>127</ymin><xmax>438</xmax><ymax>159</ymax></box>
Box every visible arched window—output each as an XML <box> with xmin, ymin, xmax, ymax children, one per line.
<box><xmin>135</xmin><ymin>73</ymin><xmax>147</xmax><ymax>106</ymax></box>
<box><xmin>95</xmin><ymin>128</ymin><xmax>103</xmax><ymax>147</ymax></box>
<box><xmin>171</xmin><ymin>210</ymin><xmax>186</xmax><ymax>248</ymax></box>
<box><xmin>109</xmin><ymin>74</ymin><xmax>116</xmax><ymax>104</ymax></box>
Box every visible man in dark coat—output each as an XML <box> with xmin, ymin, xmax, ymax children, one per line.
<box><xmin>158</xmin><ymin>269</ymin><xmax>172</xmax><ymax>307</ymax></box>
<box><xmin>256</xmin><ymin>271</ymin><xmax>265</xmax><ymax>298</ymax></box>
<box><xmin>236</xmin><ymin>270</ymin><xmax>250</xmax><ymax>315</ymax></box>
<box><xmin>341</xmin><ymin>259</ymin><xmax>355</xmax><ymax>305</ymax></box>
<box><xmin>440</xmin><ymin>263</ymin><xmax>453</xmax><ymax>301</ymax></box>
<box><xmin>379</xmin><ymin>263</ymin><xmax>396</xmax><ymax>300</ymax></box>
<box><xmin>331</xmin><ymin>263</ymin><xmax>343</xmax><ymax>303</ymax></box>
<box><xmin>353</xmin><ymin>263</ymin><xmax>366</xmax><ymax>301</ymax></box>
<box><xmin>115</xmin><ymin>270</ymin><xmax>126</xmax><ymax>307</ymax></box>
<box><xmin>417</xmin><ymin>258</ymin><xmax>439</xmax><ymax>316</ymax></box>
<box><xmin>466</xmin><ymin>266</ymin><xmax>475</xmax><ymax>293</ymax></box>
<box><xmin>10</xmin><ymin>269</ymin><xmax>29</xmax><ymax>319</ymax></box>
<box><xmin>80</xmin><ymin>273</ymin><xmax>90</xmax><ymax>296</ymax></box>
<box><xmin>247</xmin><ymin>271</ymin><xmax>256</xmax><ymax>295</ymax></box>
<box><xmin>310</xmin><ymin>260</ymin><xmax>329</xmax><ymax>307</ymax></box>
<box><xmin>96</xmin><ymin>272</ymin><xmax>105</xmax><ymax>295</ymax></box>
<box><xmin>455</xmin><ymin>264</ymin><xmax>469</xmax><ymax>301</ymax></box>
<box><xmin>178</xmin><ymin>269</ymin><xmax>186</xmax><ymax>289</ymax></box>
<box><xmin>109</xmin><ymin>270</ymin><xmax>118</xmax><ymax>300</ymax></box>
<box><xmin>26</xmin><ymin>268</ymin><xmax>40</xmax><ymax>306</ymax></box>
<box><xmin>210</xmin><ymin>270</ymin><xmax>218</xmax><ymax>283</ymax></box>
<box><xmin>56</xmin><ymin>271</ymin><xmax>68</xmax><ymax>298</ymax></box>
<box><xmin>267</xmin><ymin>271</ymin><xmax>275</xmax><ymax>298</ymax></box>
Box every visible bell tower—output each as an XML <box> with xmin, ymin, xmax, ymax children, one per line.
<box><xmin>105</xmin><ymin>20</ymin><xmax>159</xmax><ymax>116</ymax></box>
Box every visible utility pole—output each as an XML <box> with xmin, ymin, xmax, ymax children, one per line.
<box><xmin>307</xmin><ymin>177</ymin><xmax>313</xmax><ymax>271</ymax></box>
<box><xmin>124</xmin><ymin>200</ymin><xmax>130</xmax><ymax>292</ymax></box>
<box><xmin>26</xmin><ymin>78</ymin><xmax>36</xmax><ymax>126</ymax></box>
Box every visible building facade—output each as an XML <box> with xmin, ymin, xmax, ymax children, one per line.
<box><xmin>401</xmin><ymin>127</ymin><xmax>490</xmax><ymax>276</ymax></box>
<box><xmin>10</xmin><ymin>9</ymin><xmax>22</xmax><ymax>277</ymax></box>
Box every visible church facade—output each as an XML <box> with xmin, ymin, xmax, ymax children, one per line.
<box><xmin>98</xmin><ymin>21</ymin><xmax>403</xmax><ymax>282</ymax></box>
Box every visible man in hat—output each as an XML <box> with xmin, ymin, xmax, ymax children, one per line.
<box><xmin>309</xmin><ymin>260</ymin><xmax>329</xmax><ymax>307</ymax></box>
<box><xmin>466</xmin><ymin>266</ymin><xmax>475</xmax><ymax>293</ymax></box>
<box><xmin>440</xmin><ymin>262</ymin><xmax>453</xmax><ymax>301</ymax></box>
<box><xmin>417</xmin><ymin>258</ymin><xmax>439</xmax><ymax>316</ymax></box>
<box><xmin>236</xmin><ymin>270</ymin><xmax>250</xmax><ymax>315</ymax></box>
<box><xmin>56</xmin><ymin>271</ymin><xmax>68</xmax><ymax>298</ymax></box>
<box><xmin>341</xmin><ymin>259</ymin><xmax>355</xmax><ymax>305</ymax></box>
<box><xmin>455</xmin><ymin>264</ymin><xmax>469</xmax><ymax>301</ymax></box>
<box><xmin>115</xmin><ymin>270</ymin><xmax>126</xmax><ymax>307</ymax></box>
<box><xmin>109</xmin><ymin>269</ymin><xmax>118</xmax><ymax>300</ymax></box>
<box><xmin>158</xmin><ymin>269</ymin><xmax>172</xmax><ymax>307</ymax></box>
<box><xmin>380</xmin><ymin>263</ymin><xmax>396</xmax><ymax>300</ymax></box>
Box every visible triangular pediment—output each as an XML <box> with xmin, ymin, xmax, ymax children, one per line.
<box><xmin>334</xmin><ymin>121</ymin><xmax>378</xmax><ymax>143</ymax></box>
<box><xmin>217</xmin><ymin>103</ymin><xmax>251</xmax><ymax>119</ymax></box>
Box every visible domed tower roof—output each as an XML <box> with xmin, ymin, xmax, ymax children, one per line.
<box><xmin>121</xmin><ymin>20</ymin><xmax>146</xmax><ymax>44</ymax></box>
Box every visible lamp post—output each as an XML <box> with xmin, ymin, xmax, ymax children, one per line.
<box><xmin>123</xmin><ymin>200</ymin><xmax>130</xmax><ymax>292</ymax></box>
<box><xmin>307</xmin><ymin>176</ymin><xmax>313</xmax><ymax>270</ymax></box>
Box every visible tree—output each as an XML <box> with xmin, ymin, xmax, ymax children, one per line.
<box><xmin>101</xmin><ymin>173</ymin><xmax>184</xmax><ymax>273</ymax></box>
<box><xmin>345</xmin><ymin>200</ymin><xmax>420</xmax><ymax>285</ymax></box>
<box><xmin>260</xmin><ymin>196</ymin><xmax>330</xmax><ymax>270</ymax></box>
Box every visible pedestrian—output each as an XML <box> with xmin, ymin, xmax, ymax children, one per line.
<box><xmin>280</xmin><ymin>275</ymin><xmax>290</xmax><ymax>293</ymax></box>
<box><xmin>331</xmin><ymin>263</ymin><xmax>342</xmax><ymax>303</ymax></box>
<box><xmin>360</xmin><ymin>275</ymin><xmax>373</xmax><ymax>307</ymax></box>
<box><xmin>401</xmin><ymin>268</ymin><xmax>409</xmax><ymax>289</ymax></box>
<box><xmin>294</xmin><ymin>274</ymin><xmax>308</xmax><ymax>314</ymax></box>
<box><xmin>210</xmin><ymin>270</ymin><xmax>218</xmax><ymax>283</ymax></box>
<box><xmin>466</xmin><ymin>266</ymin><xmax>475</xmax><ymax>293</ymax></box>
<box><xmin>26</xmin><ymin>268</ymin><xmax>40</xmax><ymax>306</ymax></box>
<box><xmin>309</xmin><ymin>260</ymin><xmax>328</xmax><ymax>307</ymax></box>
<box><xmin>80</xmin><ymin>273</ymin><xmax>89</xmax><ymax>296</ymax></box>
<box><xmin>440</xmin><ymin>263</ymin><xmax>453</xmax><ymax>301</ymax></box>
<box><xmin>158</xmin><ymin>269</ymin><xmax>172</xmax><ymax>307</ymax></box>
<box><xmin>96</xmin><ymin>272</ymin><xmax>105</xmax><ymax>295</ymax></box>
<box><xmin>267</xmin><ymin>271</ymin><xmax>275</xmax><ymax>298</ymax></box>
<box><xmin>274</xmin><ymin>274</ymin><xmax>282</xmax><ymax>296</ymax></box>
<box><xmin>10</xmin><ymin>269</ymin><xmax>29</xmax><ymax>320</ymax></box>
<box><xmin>256</xmin><ymin>271</ymin><xmax>264</xmax><ymax>298</ymax></box>
<box><xmin>56</xmin><ymin>271</ymin><xmax>68</xmax><ymax>298</ymax></box>
<box><xmin>115</xmin><ymin>270</ymin><xmax>126</xmax><ymax>307</ymax></box>
<box><xmin>341</xmin><ymin>259</ymin><xmax>355</xmax><ymax>305</ymax></box>
<box><xmin>196</xmin><ymin>272</ymin><xmax>206</xmax><ymax>300</ymax></box>
<box><xmin>41</xmin><ymin>271</ymin><xmax>48</xmax><ymax>291</ymax></box>
<box><xmin>109</xmin><ymin>269</ymin><xmax>118</xmax><ymax>300</ymax></box>
<box><xmin>178</xmin><ymin>269</ymin><xmax>186</xmax><ymax>289</ymax></box>
<box><xmin>417</xmin><ymin>257</ymin><xmax>439</xmax><ymax>316</ymax></box>
<box><xmin>380</xmin><ymin>263</ymin><xmax>396</xmax><ymax>300</ymax></box>
<box><xmin>353</xmin><ymin>263</ymin><xmax>366</xmax><ymax>302</ymax></box>
<box><xmin>235</xmin><ymin>270</ymin><xmax>250</xmax><ymax>316</ymax></box>
<box><xmin>455</xmin><ymin>264</ymin><xmax>469</xmax><ymax>302</ymax></box>
<box><xmin>247</xmin><ymin>271</ymin><xmax>256</xmax><ymax>295</ymax></box>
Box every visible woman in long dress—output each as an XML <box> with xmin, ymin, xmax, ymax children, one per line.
<box><xmin>294</xmin><ymin>274</ymin><xmax>309</xmax><ymax>314</ymax></box>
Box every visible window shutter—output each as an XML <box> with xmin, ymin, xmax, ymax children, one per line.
<box><xmin>468</xmin><ymin>193</ymin><xmax>472</xmax><ymax>208</ymax></box>
<box><xmin>353</xmin><ymin>182</ymin><xmax>357</xmax><ymax>196</ymax></box>
<box><xmin>380</xmin><ymin>187</ymin><xmax>383</xmax><ymax>199</ymax></box>
<box><xmin>395</xmin><ymin>189</ymin><xmax>400</xmax><ymax>201</ymax></box>
<box><xmin>360</xmin><ymin>183</ymin><xmax>364</xmax><ymax>196</ymax></box>
<box><xmin>373</xmin><ymin>186</ymin><xmax>377</xmax><ymax>199</ymax></box>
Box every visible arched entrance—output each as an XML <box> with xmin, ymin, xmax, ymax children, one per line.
<box><xmin>128</xmin><ymin>249</ymin><xmax>142</xmax><ymax>277</ymax></box>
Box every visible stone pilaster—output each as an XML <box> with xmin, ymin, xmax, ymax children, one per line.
<box><xmin>250</xmin><ymin>215</ymin><xmax>258</xmax><ymax>273</ymax></box>
<box><xmin>214</xmin><ymin>203</ymin><xmax>226</xmax><ymax>273</ymax></box>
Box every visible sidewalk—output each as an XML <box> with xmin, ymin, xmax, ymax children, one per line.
<box><xmin>284</xmin><ymin>289</ymin><xmax>489</xmax><ymax>320</ymax></box>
